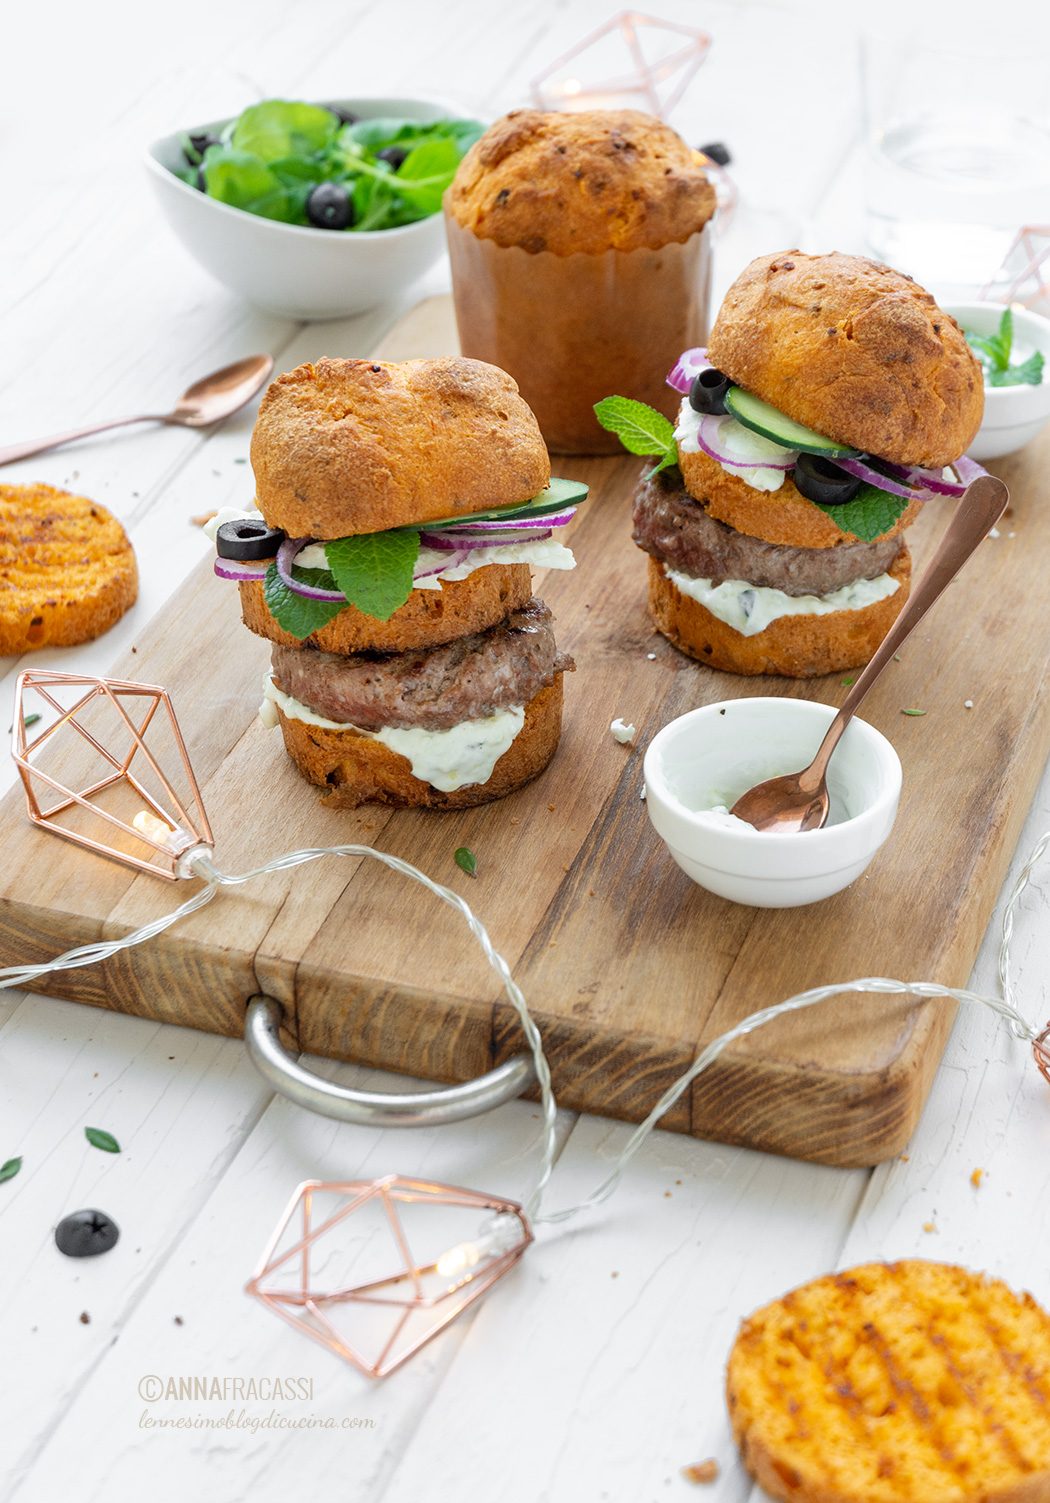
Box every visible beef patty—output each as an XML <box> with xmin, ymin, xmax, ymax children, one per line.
<box><xmin>271</xmin><ymin>598</ymin><xmax>573</xmax><ymax>732</ymax></box>
<box><xmin>633</xmin><ymin>471</ymin><xmax>902</xmax><ymax>596</ymax></box>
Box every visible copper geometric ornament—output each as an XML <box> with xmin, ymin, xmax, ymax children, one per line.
<box><xmin>530</xmin><ymin>9</ymin><xmax>711</xmax><ymax>119</ymax></box>
<box><xmin>246</xmin><ymin>1175</ymin><xmax>533</xmax><ymax>1378</ymax></box>
<box><xmin>1033</xmin><ymin>1024</ymin><xmax>1050</xmax><ymax>1086</ymax></box>
<box><xmin>11</xmin><ymin>671</ymin><xmax>212</xmax><ymax>880</ymax></box>
<box><xmin>979</xmin><ymin>225</ymin><xmax>1050</xmax><ymax>314</ymax></box>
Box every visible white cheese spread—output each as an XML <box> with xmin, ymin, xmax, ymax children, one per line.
<box><xmin>259</xmin><ymin>677</ymin><xmax>525</xmax><ymax>793</ymax></box>
<box><xmin>664</xmin><ymin>565</ymin><xmax>900</xmax><ymax>638</ymax></box>
<box><xmin>675</xmin><ymin>401</ymin><xmax>798</xmax><ymax>493</ymax></box>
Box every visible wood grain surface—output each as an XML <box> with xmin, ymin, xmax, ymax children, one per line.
<box><xmin>1</xmin><ymin>295</ymin><xmax>1044</xmax><ymax>1167</ymax></box>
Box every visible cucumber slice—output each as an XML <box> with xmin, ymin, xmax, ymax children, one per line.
<box><xmin>418</xmin><ymin>477</ymin><xmax>589</xmax><ymax>533</ymax></box>
<box><xmin>723</xmin><ymin>388</ymin><xmax>858</xmax><ymax>458</ymax></box>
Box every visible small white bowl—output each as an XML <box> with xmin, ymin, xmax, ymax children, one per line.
<box><xmin>643</xmin><ymin>698</ymin><xmax>902</xmax><ymax>908</ymax></box>
<box><xmin>146</xmin><ymin>97</ymin><xmax>459</xmax><ymax>320</ymax></box>
<box><xmin>945</xmin><ymin>301</ymin><xmax>1050</xmax><ymax>460</ymax></box>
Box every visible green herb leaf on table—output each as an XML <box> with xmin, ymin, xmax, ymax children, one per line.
<box><xmin>23</xmin><ymin>712</ymin><xmax>40</xmax><ymax>728</ymax></box>
<box><xmin>594</xmin><ymin>397</ymin><xmax>678</xmax><ymax>475</ymax></box>
<box><xmin>454</xmin><ymin>847</ymin><xmax>478</xmax><ymax>878</ymax></box>
<box><xmin>263</xmin><ymin>564</ymin><xmax>346</xmax><ymax>641</ymax></box>
<box><xmin>901</xmin><ymin>708</ymin><xmax>927</xmax><ymax>717</ymax></box>
<box><xmin>325</xmin><ymin>530</ymin><xmax>421</xmax><ymax>621</ymax></box>
<box><xmin>813</xmin><ymin>483</ymin><xmax>910</xmax><ymax>543</ymax></box>
<box><xmin>0</xmin><ymin>1156</ymin><xmax>22</xmax><ymax>1183</ymax></box>
<box><xmin>84</xmin><ymin>1127</ymin><xmax>120</xmax><ymax>1154</ymax></box>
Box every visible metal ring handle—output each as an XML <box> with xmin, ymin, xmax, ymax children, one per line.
<box><xmin>244</xmin><ymin>995</ymin><xmax>536</xmax><ymax>1127</ymax></box>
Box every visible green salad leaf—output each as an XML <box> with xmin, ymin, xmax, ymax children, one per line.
<box><xmin>813</xmin><ymin>483</ymin><xmax>910</xmax><ymax>542</ymax></box>
<box><xmin>84</xmin><ymin>1127</ymin><xmax>121</xmax><ymax>1154</ymax></box>
<box><xmin>0</xmin><ymin>1156</ymin><xmax>22</xmax><ymax>1184</ymax></box>
<box><xmin>181</xmin><ymin>102</ymin><xmax>484</xmax><ymax>233</ymax></box>
<box><xmin>263</xmin><ymin>564</ymin><xmax>346</xmax><ymax>640</ymax></box>
<box><xmin>594</xmin><ymin>396</ymin><xmax>678</xmax><ymax>475</ymax></box>
<box><xmin>325</xmin><ymin>530</ymin><xmax>421</xmax><ymax>621</ymax></box>
<box><xmin>965</xmin><ymin>307</ymin><xmax>1044</xmax><ymax>388</ymax></box>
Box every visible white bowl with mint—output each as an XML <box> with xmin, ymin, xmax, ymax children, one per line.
<box><xmin>147</xmin><ymin>97</ymin><xmax>480</xmax><ymax>320</ymax></box>
<box><xmin>949</xmin><ymin>302</ymin><xmax>1050</xmax><ymax>460</ymax></box>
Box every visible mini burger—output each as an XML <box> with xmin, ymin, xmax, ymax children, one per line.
<box><xmin>208</xmin><ymin>356</ymin><xmax>585</xmax><ymax>808</ymax></box>
<box><xmin>597</xmin><ymin>251</ymin><xmax>985</xmax><ymax>677</ymax></box>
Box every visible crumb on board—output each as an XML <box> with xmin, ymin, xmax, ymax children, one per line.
<box><xmin>588</xmin><ymin>888</ymin><xmax>596</xmax><ymax>897</ymax></box>
<box><xmin>647</xmin><ymin>652</ymin><xmax>657</xmax><ymax>660</ymax></box>
<box><xmin>640</xmin><ymin>787</ymin><xmax>647</xmax><ymax>801</ymax></box>
<box><xmin>548</xmin><ymin>803</ymin><xmax>556</xmax><ymax>813</ymax></box>
<box><xmin>174</xmin><ymin>1315</ymin><xmax>184</xmax><ymax>1326</ymax></box>
<box><xmin>509</xmin><ymin>816</ymin><xmax>520</xmax><ymax>826</ymax></box>
<box><xmin>964</xmin><ymin>699</ymin><xmax>974</xmax><ymax>709</ymax></box>
<box><xmin>610</xmin><ymin>1270</ymin><xmax>619</xmax><ymax>1279</ymax></box>
<box><xmin>682</xmin><ymin>1459</ymin><xmax>720</xmax><ymax>1485</ymax></box>
<box><xmin>900</xmin><ymin>1153</ymin><xmax>910</xmax><ymax>1162</ymax></box>
<box><xmin>79</xmin><ymin>1311</ymin><xmax>90</xmax><ymax>1325</ymax></box>
<box><xmin>971</xmin><ymin>1167</ymin><xmax>984</xmax><ymax>1189</ymax></box>
<box><xmin>610</xmin><ymin>718</ymin><xmax>636</xmax><ymax>744</ymax></box>
<box><xmin>923</xmin><ymin>1220</ymin><xmax>937</xmax><ymax>1234</ymax></box>
<box><xmin>663</xmin><ymin>1189</ymin><xmax>672</xmax><ymax>1198</ymax></box>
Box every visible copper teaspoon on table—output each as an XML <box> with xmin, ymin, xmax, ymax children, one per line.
<box><xmin>731</xmin><ymin>473</ymin><xmax>1010</xmax><ymax>834</ymax></box>
<box><xmin>0</xmin><ymin>353</ymin><xmax>274</xmax><ymax>466</ymax></box>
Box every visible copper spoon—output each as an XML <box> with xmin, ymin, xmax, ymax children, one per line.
<box><xmin>0</xmin><ymin>353</ymin><xmax>275</xmax><ymax>467</ymax></box>
<box><xmin>730</xmin><ymin>473</ymin><xmax>1010</xmax><ymax>834</ymax></box>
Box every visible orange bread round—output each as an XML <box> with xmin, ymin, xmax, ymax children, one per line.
<box><xmin>727</xmin><ymin>1260</ymin><xmax>1050</xmax><ymax>1503</ymax></box>
<box><xmin>0</xmin><ymin>483</ymin><xmax>137</xmax><ymax>653</ymax></box>
<box><xmin>274</xmin><ymin>676</ymin><xmax>564</xmax><ymax>810</ymax></box>
<box><xmin>648</xmin><ymin>549</ymin><xmax>911</xmax><ymax>677</ymax></box>
<box><xmin>680</xmin><ymin>447</ymin><xmax>922</xmax><ymax>550</ymax></box>
<box><xmin>250</xmin><ymin>357</ymin><xmax>550</xmax><ymax>539</ymax></box>
<box><xmin>239</xmin><ymin>563</ymin><xmax>533</xmax><ymax>654</ymax></box>
<box><xmin>707</xmin><ymin>251</ymin><xmax>983</xmax><ymax>468</ymax></box>
<box><xmin>445</xmin><ymin>109</ymin><xmax>716</xmax><ymax>256</ymax></box>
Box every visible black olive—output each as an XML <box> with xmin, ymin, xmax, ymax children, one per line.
<box><xmin>306</xmin><ymin>182</ymin><xmax>354</xmax><ymax>230</ymax></box>
<box><xmin>216</xmin><ymin>520</ymin><xmax>284</xmax><ymax>560</ymax></box>
<box><xmin>185</xmin><ymin>131</ymin><xmax>220</xmax><ymax>163</ymax></box>
<box><xmin>793</xmin><ymin>454</ymin><xmax>861</xmax><ymax>506</ymax></box>
<box><xmin>376</xmin><ymin>146</ymin><xmax>408</xmax><ymax>171</ymax></box>
<box><xmin>332</xmin><ymin>107</ymin><xmax>359</xmax><ymax>126</ymax></box>
<box><xmin>196</xmin><ymin>166</ymin><xmax>207</xmax><ymax>193</ymax></box>
<box><xmin>689</xmin><ymin>368</ymin><xmax>731</xmax><ymax>415</ymax></box>
<box><xmin>55</xmin><ymin>1209</ymin><xmax>120</xmax><ymax>1258</ymax></box>
<box><xmin>699</xmin><ymin>141</ymin><xmax>731</xmax><ymax>166</ymax></box>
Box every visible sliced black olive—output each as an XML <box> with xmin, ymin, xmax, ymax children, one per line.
<box><xmin>793</xmin><ymin>453</ymin><xmax>861</xmax><ymax>506</ymax></box>
<box><xmin>699</xmin><ymin>141</ymin><xmax>731</xmax><ymax>166</ymax></box>
<box><xmin>216</xmin><ymin>520</ymin><xmax>284</xmax><ymax>560</ymax></box>
<box><xmin>376</xmin><ymin>146</ymin><xmax>408</xmax><ymax>171</ymax></box>
<box><xmin>306</xmin><ymin>182</ymin><xmax>354</xmax><ymax>230</ymax></box>
<box><xmin>55</xmin><ymin>1209</ymin><xmax>120</xmax><ymax>1258</ymax></box>
<box><xmin>185</xmin><ymin>131</ymin><xmax>220</xmax><ymax>164</ymax></box>
<box><xmin>689</xmin><ymin>368</ymin><xmax>731</xmax><ymax>415</ymax></box>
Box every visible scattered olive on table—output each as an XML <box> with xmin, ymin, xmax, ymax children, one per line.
<box><xmin>306</xmin><ymin>182</ymin><xmax>355</xmax><ymax>230</ymax></box>
<box><xmin>699</xmin><ymin>140</ymin><xmax>731</xmax><ymax>166</ymax></box>
<box><xmin>55</xmin><ymin>1209</ymin><xmax>120</xmax><ymax>1258</ymax></box>
<box><xmin>689</xmin><ymin>367</ymin><xmax>731</xmax><ymax>415</ymax></box>
<box><xmin>793</xmin><ymin>454</ymin><xmax>862</xmax><ymax>506</ymax></box>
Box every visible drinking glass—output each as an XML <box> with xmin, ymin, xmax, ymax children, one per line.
<box><xmin>861</xmin><ymin>30</ymin><xmax>1050</xmax><ymax>295</ymax></box>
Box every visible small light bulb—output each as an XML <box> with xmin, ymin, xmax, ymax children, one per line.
<box><xmin>560</xmin><ymin>76</ymin><xmax>582</xmax><ymax>96</ymax></box>
<box><xmin>133</xmin><ymin>809</ymin><xmax>179</xmax><ymax>848</ymax></box>
<box><xmin>436</xmin><ymin>1241</ymin><xmax>482</xmax><ymax>1279</ymax></box>
<box><xmin>435</xmin><ymin>1213</ymin><xmax>521</xmax><ymax>1281</ymax></box>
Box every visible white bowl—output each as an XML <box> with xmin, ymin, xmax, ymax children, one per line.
<box><xmin>945</xmin><ymin>301</ymin><xmax>1050</xmax><ymax>460</ymax></box>
<box><xmin>643</xmin><ymin>698</ymin><xmax>902</xmax><ymax>908</ymax></box>
<box><xmin>145</xmin><ymin>97</ymin><xmax>460</xmax><ymax>320</ymax></box>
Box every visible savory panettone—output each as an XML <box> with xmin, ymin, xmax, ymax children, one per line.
<box><xmin>445</xmin><ymin>108</ymin><xmax>716</xmax><ymax>257</ymax></box>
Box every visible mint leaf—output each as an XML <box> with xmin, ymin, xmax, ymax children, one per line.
<box><xmin>813</xmin><ymin>482</ymin><xmax>910</xmax><ymax>542</ymax></box>
<box><xmin>263</xmin><ymin>563</ymin><xmax>346</xmax><ymax>640</ymax></box>
<box><xmin>988</xmin><ymin>349</ymin><xmax>1044</xmax><ymax>387</ymax></box>
<box><xmin>0</xmin><ymin>1156</ymin><xmax>22</xmax><ymax>1183</ymax></box>
<box><xmin>594</xmin><ymin>397</ymin><xmax>677</xmax><ymax>468</ymax></box>
<box><xmin>85</xmin><ymin>1127</ymin><xmax>120</xmax><ymax>1154</ymax></box>
<box><xmin>454</xmin><ymin>846</ymin><xmax>478</xmax><ymax>878</ymax></box>
<box><xmin>326</xmin><ymin>530</ymin><xmax>420</xmax><ymax>621</ymax></box>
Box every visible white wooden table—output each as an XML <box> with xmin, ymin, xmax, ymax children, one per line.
<box><xmin>4</xmin><ymin>2</ymin><xmax>1050</xmax><ymax>1499</ymax></box>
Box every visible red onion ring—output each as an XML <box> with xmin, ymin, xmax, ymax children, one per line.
<box><xmin>214</xmin><ymin>558</ymin><xmax>269</xmax><ymax>583</ymax></box>
<box><xmin>275</xmin><ymin>537</ymin><xmax>346</xmax><ymax>602</ymax></box>
<box><xmin>666</xmin><ymin>347</ymin><xmax>711</xmax><ymax>394</ymax></box>
<box><xmin>832</xmin><ymin>456</ymin><xmax>950</xmax><ymax>502</ymax></box>
<box><xmin>417</xmin><ymin>531</ymin><xmax>467</xmax><ymax>551</ymax></box>
<box><xmin>429</xmin><ymin>528</ymin><xmax>553</xmax><ymax>549</ymax></box>
<box><xmin>440</xmin><ymin>509</ymin><xmax>577</xmax><ymax>532</ymax></box>
<box><xmin>414</xmin><ymin>547</ymin><xmax>472</xmax><ymax>580</ymax></box>
<box><xmin>694</xmin><ymin>414</ymin><xmax>796</xmax><ymax>471</ymax></box>
<box><xmin>950</xmin><ymin>455</ymin><xmax>989</xmax><ymax>486</ymax></box>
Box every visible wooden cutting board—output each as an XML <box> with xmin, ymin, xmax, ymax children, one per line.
<box><xmin>2</xmin><ymin>295</ymin><xmax>1047</xmax><ymax>1167</ymax></box>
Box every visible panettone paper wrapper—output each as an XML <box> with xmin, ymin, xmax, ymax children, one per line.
<box><xmin>445</xmin><ymin>214</ymin><xmax>713</xmax><ymax>455</ymax></box>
